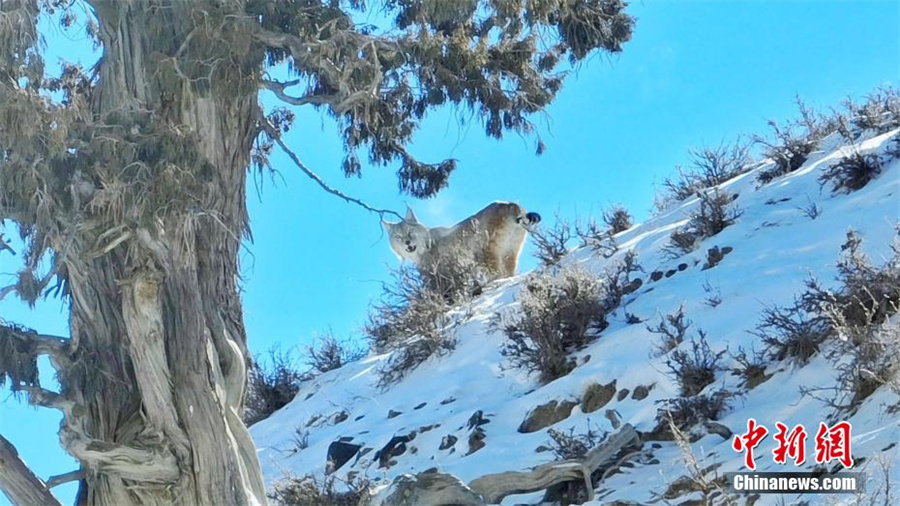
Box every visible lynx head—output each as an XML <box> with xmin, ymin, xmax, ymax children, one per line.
<box><xmin>384</xmin><ymin>206</ymin><xmax>431</xmax><ymax>262</ymax></box>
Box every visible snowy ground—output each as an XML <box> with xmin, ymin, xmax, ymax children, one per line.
<box><xmin>251</xmin><ymin>128</ymin><xmax>900</xmax><ymax>505</ymax></box>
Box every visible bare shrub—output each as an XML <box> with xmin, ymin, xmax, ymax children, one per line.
<box><xmin>846</xmin><ymin>86</ymin><xmax>900</xmax><ymax>134</ymax></box>
<box><xmin>648</xmin><ymin>305</ymin><xmax>692</xmax><ymax>357</ymax></box>
<box><xmin>753</xmin><ymin>300</ymin><xmax>831</xmax><ymax>367</ymax></box>
<box><xmin>664</xmin><ymin>228</ymin><xmax>699</xmax><ymax>257</ymax></box>
<box><xmin>603</xmin><ymin>204</ymin><xmax>633</xmax><ymax>234</ymax></box>
<box><xmin>417</xmin><ymin>246</ymin><xmax>487</xmax><ymax>303</ymax></box>
<box><xmin>575</xmin><ymin>217</ymin><xmax>618</xmax><ymax>257</ymax></box>
<box><xmin>813</xmin><ymin>231</ymin><xmax>900</xmax><ymax>406</ymax></box>
<box><xmin>365</xmin><ymin>265</ymin><xmax>460</xmax><ymax>386</ymax></box>
<box><xmin>546</xmin><ymin>423</ymin><xmax>607</xmax><ymax>460</ymax></box>
<box><xmin>691</xmin><ymin>189</ymin><xmax>741</xmax><ymax>238</ymax></box>
<box><xmin>666</xmin><ymin>189</ymin><xmax>740</xmax><ymax>257</ymax></box>
<box><xmin>806</xmin><ymin>230</ymin><xmax>900</xmax><ymax>328</ymax></box>
<box><xmin>269</xmin><ymin>474</ymin><xmax>370</xmax><ymax>506</ymax></box>
<box><xmin>498</xmin><ymin>266</ymin><xmax>607</xmax><ymax>382</ymax></box>
<box><xmin>303</xmin><ymin>332</ymin><xmax>366</xmax><ymax>374</ymax></box>
<box><xmin>656</xmin><ymin>390</ymin><xmax>735</xmax><ymax>436</ymax></box>
<box><xmin>795</xmin><ymin>195</ymin><xmax>821</xmax><ymax>220</ymax></box>
<box><xmin>886</xmin><ymin>136</ymin><xmax>900</xmax><ymax>159</ymax></box>
<box><xmin>826</xmin><ymin>309</ymin><xmax>900</xmax><ymax>407</ymax></box>
<box><xmin>819</xmin><ymin>150</ymin><xmax>883</xmax><ymax>193</ymax></box>
<box><xmin>532</xmin><ymin>215</ymin><xmax>573</xmax><ymax>266</ymax></box>
<box><xmin>662</xmin><ymin>140</ymin><xmax>750</xmax><ymax>202</ymax></box>
<box><xmin>754</xmin><ymin>120</ymin><xmax>816</xmax><ymax>184</ymax></box>
<box><xmin>665</xmin><ymin>331</ymin><xmax>727</xmax><ymax>397</ymax></box>
<box><xmin>730</xmin><ymin>347</ymin><xmax>769</xmax><ymax>389</ymax></box>
<box><xmin>601</xmin><ymin>250</ymin><xmax>643</xmax><ymax>311</ymax></box>
<box><xmin>244</xmin><ymin>346</ymin><xmax>310</xmax><ymax>426</ymax></box>
<box><xmin>662</xmin><ymin>410</ymin><xmax>737</xmax><ymax>504</ymax></box>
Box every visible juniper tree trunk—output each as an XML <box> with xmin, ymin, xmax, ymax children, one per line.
<box><xmin>55</xmin><ymin>2</ymin><xmax>265</xmax><ymax>504</ymax></box>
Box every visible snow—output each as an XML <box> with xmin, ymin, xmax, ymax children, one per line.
<box><xmin>251</xmin><ymin>128</ymin><xmax>900</xmax><ymax>504</ymax></box>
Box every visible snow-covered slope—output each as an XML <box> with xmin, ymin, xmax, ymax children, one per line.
<box><xmin>251</xmin><ymin>128</ymin><xmax>900</xmax><ymax>505</ymax></box>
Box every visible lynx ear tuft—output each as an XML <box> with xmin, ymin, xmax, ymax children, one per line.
<box><xmin>404</xmin><ymin>205</ymin><xmax>419</xmax><ymax>224</ymax></box>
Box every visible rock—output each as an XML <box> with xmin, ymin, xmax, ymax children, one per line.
<box><xmin>631</xmin><ymin>384</ymin><xmax>652</xmax><ymax>400</ymax></box>
<box><xmin>704</xmin><ymin>421</ymin><xmax>733</xmax><ymax>440</ymax></box>
<box><xmin>677</xmin><ymin>263</ymin><xmax>688</xmax><ymax>271</ymax></box>
<box><xmin>518</xmin><ymin>399</ymin><xmax>578</xmax><ymax>433</ymax></box>
<box><xmin>419</xmin><ymin>424</ymin><xmax>439</xmax><ymax>433</ymax></box>
<box><xmin>650</xmin><ymin>270</ymin><xmax>664</xmax><ymax>282</ymax></box>
<box><xmin>375</xmin><ymin>433</ymin><xmax>415</xmax><ymax>469</ymax></box>
<box><xmin>440</xmin><ymin>397</ymin><xmax>456</xmax><ymax>405</ymax></box>
<box><xmin>414</xmin><ymin>402</ymin><xmax>427</xmax><ymax>410</ymax></box>
<box><xmin>702</xmin><ymin>245</ymin><xmax>732</xmax><ymax>270</ymax></box>
<box><xmin>467</xmin><ymin>410</ymin><xmax>490</xmax><ymax>429</ymax></box>
<box><xmin>333</xmin><ymin>410</ymin><xmax>349</xmax><ymax>424</ymax></box>
<box><xmin>360</xmin><ymin>472</ymin><xmax>485</xmax><ymax>506</ymax></box>
<box><xmin>439</xmin><ymin>435</ymin><xmax>458</xmax><ymax>450</ymax></box>
<box><xmin>605</xmin><ymin>409</ymin><xmax>622</xmax><ymax>429</ymax></box>
<box><xmin>581</xmin><ymin>381</ymin><xmax>616</xmax><ymax>414</ymax></box>
<box><xmin>354</xmin><ymin>414</ymin><xmax>365</xmax><ymax>421</ymax></box>
<box><xmin>616</xmin><ymin>388</ymin><xmax>630</xmax><ymax>401</ymax></box>
<box><xmin>665</xmin><ymin>269</ymin><xmax>676</xmax><ymax>278</ymax></box>
<box><xmin>387</xmin><ymin>409</ymin><xmax>403</xmax><ymax>419</ymax></box>
<box><xmin>326</xmin><ymin>440</ymin><xmax>362</xmax><ymax>474</ymax></box>
<box><xmin>468</xmin><ymin>427</ymin><xmax>487</xmax><ymax>455</ymax></box>
<box><xmin>622</xmin><ymin>278</ymin><xmax>643</xmax><ymax>295</ymax></box>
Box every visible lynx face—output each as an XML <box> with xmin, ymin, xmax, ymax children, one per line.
<box><xmin>385</xmin><ymin>207</ymin><xmax>431</xmax><ymax>262</ymax></box>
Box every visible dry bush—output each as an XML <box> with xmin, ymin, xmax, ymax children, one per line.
<box><xmin>754</xmin><ymin>120</ymin><xmax>816</xmax><ymax>185</ymax></box>
<box><xmin>498</xmin><ymin>266</ymin><xmax>607</xmax><ymax>383</ymax></box>
<box><xmin>600</xmin><ymin>249</ymin><xmax>643</xmax><ymax>311</ymax></box>
<box><xmin>665</xmin><ymin>189</ymin><xmax>740</xmax><ymax>257</ymax></box>
<box><xmin>269</xmin><ymin>474</ymin><xmax>370</xmax><ymax>506</ymax></box>
<box><xmin>532</xmin><ymin>215</ymin><xmax>573</xmax><ymax>266</ymax></box>
<box><xmin>603</xmin><ymin>204</ymin><xmax>633</xmax><ymax>234</ymax></box>
<box><xmin>656</xmin><ymin>390</ymin><xmax>735</xmax><ymax>436</ymax></box>
<box><xmin>819</xmin><ymin>150</ymin><xmax>883</xmax><ymax>193</ymax></box>
<box><xmin>730</xmin><ymin>347</ymin><xmax>769</xmax><ymax>389</ymax></box>
<box><xmin>648</xmin><ymin>305</ymin><xmax>692</xmax><ymax>357</ymax></box>
<box><xmin>845</xmin><ymin>86</ymin><xmax>900</xmax><ymax>134</ymax></box>
<box><xmin>244</xmin><ymin>346</ymin><xmax>310</xmax><ymax>426</ymax></box>
<box><xmin>665</xmin><ymin>331</ymin><xmax>727</xmax><ymax>397</ymax></box>
<box><xmin>417</xmin><ymin>246</ymin><xmax>487</xmax><ymax>303</ymax></box>
<box><xmin>805</xmin><ymin>230</ymin><xmax>900</xmax><ymax>328</ymax></box>
<box><xmin>365</xmin><ymin>265</ymin><xmax>463</xmax><ymax>387</ymax></box>
<box><xmin>575</xmin><ymin>217</ymin><xmax>618</xmax><ymax>258</ymax></box>
<box><xmin>662</xmin><ymin>140</ymin><xmax>750</xmax><ymax>202</ymax></box>
<box><xmin>303</xmin><ymin>332</ymin><xmax>366</xmax><ymax>374</ymax></box>
<box><xmin>826</xmin><ymin>309</ymin><xmax>900</xmax><ymax>407</ymax></box>
<box><xmin>546</xmin><ymin>423</ymin><xmax>607</xmax><ymax>461</ymax></box>
<box><xmin>753</xmin><ymin>300</ymin><xmax>831</xmax><ymax>366</ymax></box>
<box><xmin>762</xmin><ymin>230</ymin><xmax>900</xmax><ymax>409</ymax></box>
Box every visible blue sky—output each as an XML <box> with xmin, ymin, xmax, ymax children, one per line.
<box><xmin>1</xmin><ymin>1</ymin><xmax>898</xmax><ymax>504</ymax></box>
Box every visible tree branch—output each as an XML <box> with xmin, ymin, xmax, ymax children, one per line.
<box><xmin>262</xmin><ymin>122</ymin><xmax>402</xmax><ymax>220</ymax></box>
<box><xmin>0</xmin><ymin>434</ymin><xmax>62</xmax><ymax>506</ymax></box>
<box><xmin>45</xmin><ymin>470</ymin><xmax>83</xmax><ymax>489</ymax></box>
<box><xmin>0</xmin><ymin>322</ymin><xmax>71</xmax><ymax>366</ymax></box>
<box><xmin>260</xmin><ymin>79</ymin><xmax>333</xmax><ymax>108</ymax></box>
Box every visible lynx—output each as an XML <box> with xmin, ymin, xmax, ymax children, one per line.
<box><xmin>384</xmin><ymin>201</ymin><xmax>541</xmax><ymax>280</ymax></box>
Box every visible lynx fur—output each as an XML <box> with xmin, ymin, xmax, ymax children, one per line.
<box><xmin>384</xmin><ymin>202</ymin><xmax>541</xmax><ymax>280</ymax></box>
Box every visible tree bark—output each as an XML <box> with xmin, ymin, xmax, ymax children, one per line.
<box><xmin>45</xmin><ymin>2</ymin><xmax>266</xmax><ymax>504</ymax></box>
<box><xmin>0</xmin><ymin>434</ymin><xmax>61</xmax><ymax>506</ymax></box>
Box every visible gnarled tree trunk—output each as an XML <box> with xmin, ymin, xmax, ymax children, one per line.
<box><xmin>55</xmin><ymin>3</ymin><xmax>264</xmax><ymax>504</ymax></box>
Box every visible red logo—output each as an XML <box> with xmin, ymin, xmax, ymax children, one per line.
<box><xmin>731</xmin><ymin>420</ymin><xmax>853</xmax><ymax>470</ymax></box>
<box><xmin>772</xmin><ymin>422</ymin><xmax>807</xmax><ymax>465</ymax></box>
<box><xmin>732</xmin><ymin>418</ymin><xmax>769</xmax><ymax>470</ymax></box>
<box><xmin>814</xmin><ymin>421</ymin><xmax>854</xmax><ymax>468</ymax></box>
